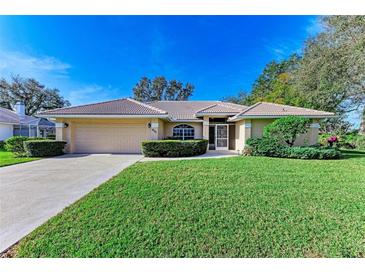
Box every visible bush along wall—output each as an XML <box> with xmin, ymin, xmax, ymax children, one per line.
<box><xmin>142</xmin><ymin>139</ymin><xmax>208</xmax><ymax>157</ymax></box>
<box><xmin>4</xmin><ymin>136</ymin><xmax>45</xmax><ymax>156</ymax></box>
<box><xmin>244</xmin><ymin>116</ymin><xmax>342</xmax><ymax>160</ymax></box>
<box><xmin>245</xmin><ymin>137</ymin><xmax>342</xmax><ymax>160</ymax></box>
<box><xmin>23</xmin><ymin>140</ymin><xmax>67</xmax><ymax>157</ymax></box>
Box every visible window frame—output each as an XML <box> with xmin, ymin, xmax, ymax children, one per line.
<box><xmin>172</xmin><ymin>124</ymin><xmax>195</xmax><ymax>140</ymax></box>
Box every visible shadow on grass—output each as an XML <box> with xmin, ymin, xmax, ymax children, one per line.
<box><xmin>341</xmin><ymin>150</ymin><xmax>365</xmax><ymax>159</ymax></box>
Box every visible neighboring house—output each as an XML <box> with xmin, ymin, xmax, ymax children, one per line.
<box><xmin>0</xmin><ymin>102</ymin><xmax>55</xmax><ymax>141</ymax></box>
<box><xmin>38</xmin><ymin>98</ymin><xmax>334</xmax><ymax>154</ymax></box>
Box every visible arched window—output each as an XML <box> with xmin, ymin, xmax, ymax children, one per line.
<box><xmin>173</xmin><ymin>124</ymin><xmax>195</xmax><ymax>140</ymax></box>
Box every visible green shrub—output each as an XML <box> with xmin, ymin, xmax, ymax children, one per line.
<box><xmin>339</xmin><ymin>133</ymin><xmax>365</xmax><ymax>150</ymax></box>
<box><xmin>4</xmin><ymin>136</ymin><xmax>30</xmax><ymax>155</ymax></box>
<box><xmin>142</xmin><ymin>139</ymin><xmax>208</xmax><ymax>157</ymax></box>
<box><xmin>5</xmin><ymin>136</ymin><xmax>45</xmax><ymax>156</ymax></box>
<box><xmin>23</xmin><ymin>140</ymin><xmax>67</xmax><ymax>157</ymax></box>
<box><xmin>283</xmin><ymin>147</ymin><xmax>342</xmax><ymax>159</ymax></box>
<box><xmin>319</xmin><ymin>133</ymin><xmax>365</xmax><ymax>150</ymax></box>
<box><xmin>0</xmin><ymin>140</ymin><xmax>5</xmax><ymax>150</ymax></box>
<box><xmin>245</xmin><ymin>137</ymin><xmax>286</xmax><ymax>157</ymax></box>
<box><xmin>264</xmin><ymin>116</ymin><xmax>311</xmax><ymax>146</ymax></box>
<box><xmin>245</xmin><ymin>137</ymin><xmax>342</xmax><ymax>160</ymax></box>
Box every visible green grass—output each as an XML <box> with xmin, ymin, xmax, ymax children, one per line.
<box><xmin>15</xmin><ymin>151</ymin><xmax>365</xmax><ymax>258</ymax></box>
<box><xmin>0</xmin><ymin>149</ymin><xmax>40</xmax><ymax>167</ymax></box>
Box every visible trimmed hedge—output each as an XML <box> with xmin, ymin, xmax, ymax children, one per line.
<box><xmin>142</xmin><ymin>139</ymin><xmax>208</xmax><ymax>157</ymax></box>
<box><xmin>283</xmin><ymin>146</ymin><xmax>342</xmax><ymax>160</ymax></box>
<box><xmin>245</xmin><ymin>137</ymin><xmax>342</xmax><ymax>160</ymax></box>
<box><xmin>23</xmin><ymin>140</ymin><xmax>67</xmax><ymax>157</ymax></box>
<box><xmin>245</xmin><ymin>137</ymin><xmax>286</xmax><ymax>157</ymax></box>
<box><xmin>4</xmin><ymin>136</ymin><xmax>44</xmax><ymax>156</ymax></box>
<box><xmin>4</xmin><ymin>136</ymin><xmax>29</xmax><ymax>155</ymax></box>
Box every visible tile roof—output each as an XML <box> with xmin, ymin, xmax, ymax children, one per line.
<box><xmin>196</xmin><ymin>103</ymin><xmax>245</xmax><ymax>114</ymax></box>
<box><xmin>0</xmin><ymin>107</ymin><xmax>19</xmax><ymax>124</ymax></box>
<box><xmin>39</xmin><ymin>98</ymin><xmax>167</xmax><ymax>116</ymax></box>
<box><xmin>229</xmin><ymin>102</ymin><xmax>334</xmax><ymax>121</ymax></box>
<box><xmin>0</xmin><ymin>107</ymin><xmax>50</xmax><ymax>125</ymax></box>
<box><xmin>38</xmin><ymin>98</ymin><xmax>334</xmax><ymax>121</ymax></box>
<box><xmin>148</xmin><ymin>101</ymin><xmax>246</xmax><ymax>120</ymax></box>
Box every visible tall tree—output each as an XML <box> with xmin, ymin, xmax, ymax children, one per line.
<box><xmin>133</xmin><ymin>76</ymin><xmax>194</xmax><ymax>102</ymax></box>
<box><xmin>224</xmin><ymin>54</ymin><xmax>301</xmax><ymax>106</ymax></box>
<box><xmin>0</xmin><ymin>76</ymin><xmax>70</xmax><ymax>116</ymax></box>
<box><xmin>294</xmin><ymin>16</ymin><xmax>365</xmax><ymax>124</ymax></box>
<box><xmin>226</xmin><ymin>16</ymin><xmax>365</xmax><ymax>132</ymax></box>
<box><xmin>250</xmin><ymin>54</ymin><xmax>300</xmax><ymax>103</ymax></box>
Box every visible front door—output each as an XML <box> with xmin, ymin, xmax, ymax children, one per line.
<box><xmin>215</xmin><ymin>124</ymin><xmax>229</xmax><ymax>150</ymax></box>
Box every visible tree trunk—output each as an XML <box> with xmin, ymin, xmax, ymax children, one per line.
<box><xmin>360</xmin><ymin>111</ymin><xmax>365</xmax><ymax>135</ymax></box>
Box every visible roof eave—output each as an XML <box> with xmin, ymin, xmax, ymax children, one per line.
<box><xmin>168</xmin><ymin>119</ymin><xmax>204</xmax><ymax>123</ymax></box>
<box><xmin>195</xmin><ymin>112</ymin><xmax>239</xmax><ymax>117</ymax></box>
<box><xmin>37</xmin><ymin>114</ymin><xmax>170</xmax><ymax>119</ymax></box>
<box><xmin>228</xmin><ymin>114</ymin><xmax>336</xmax><ymax>122</ymax></box>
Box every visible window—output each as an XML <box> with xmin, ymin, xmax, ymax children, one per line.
<box><xmin>173</xmin><ymin>124</ymin><xmax>195</xmax><ymax>140</ymax></box>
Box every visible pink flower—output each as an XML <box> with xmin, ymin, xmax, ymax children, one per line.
<box><xmin>327</xmin><ymin>136</ymin><xmax>338</xmax><ymax>143</ymax></box>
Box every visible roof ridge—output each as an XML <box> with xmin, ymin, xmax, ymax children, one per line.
<box><xmin>215</xmin><ymin>102</ymin><xmax>244</xmax><ymax>111</ymax></box>
<box><xmin>259</xmin><ymin>101</ymin><xmax>332</xmax><ymax>114</ymax></box>
<box><xmin>195</xmin><ymin>104</ymin><xmax>218</xmax><ymax>113</ymax></box>
<box><xmin>196</xmin><ymin>103</ymin><xmax>243</xmax><ymax>114</ymax></box>
<box><xmin>150</xmin><ymin>100</ymin><xmax>221</xmax><ymax>103</ymax></box>
<box><xmin>221</xmin><ymin>101</ymin><xmax>248</xmax><ymax>110</ymax></box>
<box><xmin>0</xmin><ymin>106</ymin><xmax>17</xmax><ymax>114</ymax></box>
<box><xmin>126</xmin><ymin>98</ymin><xmax>167</xmax><ymax>114</ymax></box>
<box><xmin>40</xmin><ymin>98</ymin><xmax>129</xmax><ymax>114</ymax></box>
<box><xmin>233</xmin><ymin>102</ymin><xmax>262</xmax><ymax>118</ymax></box>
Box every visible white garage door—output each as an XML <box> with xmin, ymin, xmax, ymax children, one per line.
<box><xmin>73</xmin><ymin>123</ymin><xmax>149</xmax><ymax>154</ymax></box>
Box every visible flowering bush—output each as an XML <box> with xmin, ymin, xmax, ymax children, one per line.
<box><xmin>327</xmin><ymin>136</ymin><xmax>338</xmax><ymax>147</ymax></box>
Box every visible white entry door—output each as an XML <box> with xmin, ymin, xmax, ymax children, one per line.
<box><xmin>215</xmin><ymin>124</ymin><xmax>229</xmax><ymax>150</ymax></box>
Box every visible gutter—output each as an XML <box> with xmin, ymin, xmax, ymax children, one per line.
<box><xmin>37</xmin><ymin>114</ymin><xmax>170</xmax><ymax>119</ymax></box>
<box><xmin>228</xmin><ymin>114</ymin><xmax>336</xmax><ymax>122</ymax></box>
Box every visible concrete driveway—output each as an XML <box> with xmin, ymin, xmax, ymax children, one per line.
<box><xmin>0</xmin><ymin>154</ymin><xmax>143</xmax><ymax>252</ymax></box>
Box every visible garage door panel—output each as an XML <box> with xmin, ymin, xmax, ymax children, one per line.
<box><xmin>74</xmin><ymin>123</ymin><xmax>148</xmax><ymax>153</ymax></box>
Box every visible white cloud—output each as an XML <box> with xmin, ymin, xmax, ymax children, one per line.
<box><xmin>0</xmin><ymin>49</ymin><xmax>71</xmax><ymax>81</ymax></box>
<box><xmin>305</xmin><ymin>17</ymin><xmax>324</xmax><ymax>37</ymax></box>
<box><xmin>67</xmin><ymin>85</ymin><xmax>121</xmax><ymax>106</ymax></box>
<box><xmin>0</xmin><ymin>48</ymin><xmax>127</xmax><ymax>106</ymax></box>
<box><xmin>263</xmin><ymin>38</ymin><xmax>302</xmax><ymax>61</ymax></box>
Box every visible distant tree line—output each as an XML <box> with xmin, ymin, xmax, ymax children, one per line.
<box><xmin>224</xmin><ymin>16</ymin><xmax>365</xmax><ymax>133</ymax></box>
<box><xmin>0</xmin><ymin>76</ymin><xmax>70</xmax><ymax>116</ymax></box>
<box><xmin>132</xmin><ymin>76</ymin><xmax>194</xmax><ymax>102</ymax></box>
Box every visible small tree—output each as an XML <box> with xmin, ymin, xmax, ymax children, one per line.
<box><xmin>264</xmin><ymin>116</ymin><xmax>311</xmax><ymax>147</ymax></box>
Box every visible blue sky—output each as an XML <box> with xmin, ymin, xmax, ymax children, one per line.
<box><xmin>0</xmin><ymin>16</ymin><xmax>321</xmax><ymax>106</ymax></box>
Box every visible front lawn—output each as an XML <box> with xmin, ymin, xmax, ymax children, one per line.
<box><xmin>15</xmin><ymin>151</ymin><xmax>365</xmax><ymax>257</ymax></box>
<box><xmin>0</xmin><ymin>150</ymin><xmax>40</xmax><ymax>167</ymax></box>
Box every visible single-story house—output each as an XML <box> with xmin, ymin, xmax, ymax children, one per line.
<box><xmin>38</xmin><ymin>98</ymin><xmax>334</xmax><ymax>154</ymax></box>
<box><xmin>0</xmin><ymin>102</ymin><xmax>55</xmax><ymax>141</ymax></box>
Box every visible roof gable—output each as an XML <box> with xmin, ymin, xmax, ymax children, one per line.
<box><xmin>39</xmin><ymin>98</ymin><xmax>167</xmax><ymax>116</ymax></box>
<box><xmin>148</xmin><ymin>101</ymin><xmax>246</xmax><ymax>121</ymax></box>
<box><xmin>0</xmin><ymin>107</ymin><xmax>19</xmax><ymax>124</ymax></box>
<box><xmin>196</xmin><ymin>103</ymin><xmax>245</xmax><ymax>114</ymax></box>
<box><xmin>229</xmin><ymin>102</ymin><xmax>334</xmax><ymax>121</ymax></box>
<box><xmin>0</xmin><ymin>107</ymin><xmax>44</xmax><ymax>125</ymax></box>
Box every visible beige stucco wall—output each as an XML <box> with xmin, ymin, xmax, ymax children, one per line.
<box><xmin>55</xmin><ymin>118</ymin><xmax>163</xmax><ymax>153</ymax></box>
<box><xmin>55</xmin><ymin>116</ymin><xmax>320</xmax><ymax>154</ymax></box>
<box><xmin>158</xmin><ymin>119</ymin><xmax>165</xmax><ymax>140</ymax></box>
<box><xmin>235</xmin><ymin>119</ymin><xmax>246</xmax><ymax>152</ymax></box>
<box><xmin>250</xmin><ymin>118</ymin><xmax>319</xmax><ymax>146</ymax></box>
<box><xmin>251</xmin><ymin>119</ymin><xmax>275</xmax><ymax>138</ymax></box>
<box><xmin>163</xmin><ymin>122</ymin><xmax>203</xmax><ymax>139</ymax></box>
